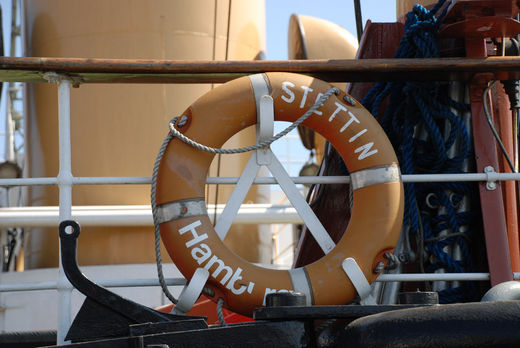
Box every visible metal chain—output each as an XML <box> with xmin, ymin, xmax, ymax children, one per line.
<box><xmin>152</xmin><ymin>86</ymin><xmax>340</xmax><ymax>306</ymax></box>
<box><xmin>168</xmin><ymin>87</ymin><xmax>339</xmax><ymax>154</ymax></box>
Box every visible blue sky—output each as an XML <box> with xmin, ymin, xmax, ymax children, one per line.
<box><xmin>266</xmin><ymin>0</ymin><xmax>397</xmax><ymax>59</ymax></box>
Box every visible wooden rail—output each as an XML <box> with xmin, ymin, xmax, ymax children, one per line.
<box><xmin>1</xmin><ymin>56</ymin><xmax>520</xmax><ymax>84</ymax></box>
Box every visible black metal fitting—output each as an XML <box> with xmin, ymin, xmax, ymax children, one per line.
<box><xmin>265</xmin><ymin>291</ymin><xmax>307</xmax><ymax>307</ymax></box>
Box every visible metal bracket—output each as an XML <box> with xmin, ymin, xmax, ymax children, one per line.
<box><xmin>484</xmin><ymin>165</ymin><xmax>498</xmax><ymax>190</ymax></box>
<box><xmin>58</xmin><ymin>220</ymin><xmax>205</xmax><ymax>342</ymax></box>
<box><xmin>256</xmin><ymin>95</ymin><xmax>274</xmax><ymax>165</ymax></box>
<box><xmin>341</xmin><ymin>257</ymin><xmax>377</xmax><ymax>305</ymax></box>
<box><xmin>43</xmin><ymin>71</ymin><xmax>84</xmax><ymax>87</ymax></box>
<box><xmin>171</xmin><ymin>268</ymin><xmax>210</xmax><ymax>315</ymax></box>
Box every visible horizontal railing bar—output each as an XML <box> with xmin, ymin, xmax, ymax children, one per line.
<box><xmin>2</xmin><ymin>57</ymin><xmax>520</xmax><ymax>83</ymax></box>
<box><xmin>0</xmin><ymin>204</ymin><xmax>301</xmax><ymax>227</ymax></box>
<box><xmin>0</xmin><ymin>277</ymin><xmax>187</xmax><ymax>292</ymax></box>
<box><xmin>98</xmin><ymin>277</ymin><xmax>187</xmax><ymax>288</ymax></box>
<box><xmin>0</xmin><ymin>177</ymin><xmax>58</xmax><ymax>186</ymax></box>
<box><xmin>3</xmin><ymin>273</ymin><xmax>519</xmax><ymax>292</ymax></box>
<box><xmin>206</xmin><ymin>176</ymin><xmax>348</xmax><ymax>184</ymax></box>
<box><xmin>1</xmin><ymin>172</ymin><xmax>519</xmax><ymax>187</ymax></box>
<box><xmin>403</xmin><ymin>173</ymin><xmax>520</xmax><ymax>182</ymax></box>
<box><xmin>375</xmin><ymin>273</ymin><xmax>499</xmax><ymax>282</ymax></box>
<box><xmin>0</xmin><ymin>281</ymin><xmax>59</xmax><ymax>291</ymax></box>
<box><xmin>74</xmin><ymin>177</ymin><xmax>151</xmax><ymax>185</ymax></box>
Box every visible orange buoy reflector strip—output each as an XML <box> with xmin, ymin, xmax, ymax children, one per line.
<box><xmin>154</xmin><ymin>72</ymin><xmax>404</xmax><ymax>316</ymax></box>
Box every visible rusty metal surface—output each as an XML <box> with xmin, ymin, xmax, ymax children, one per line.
<box><xmin>443</xmin><ymin>0</ymin><xmax>520</xmax><ymax>23</ymax></box>
<box><xmin>455</xmin><ymin>0</ymin><xmax>516</xmax><ymax>284</ymax></box>
<box><xmin>494</xmin><ymin>82</ymin><xmax>520</xmax><ymax>273</ymax></box>
<box><xmin>3</xmin><ymin>57</ymin><xmax>520</xmax><ymax>84</ymax></box>
<box><xmin>469</xmin><ymin>76</ymin><xmax>513</xmax><ymax>286</ymax></box>
<box><xmin>439</xmin><ymin>17</ymin><xmax>520</xmax><ymax>39</ymax></box>
<box><xmin>439</xmin><ymin>0</ymin><xmax>520</xmax><ymax>38</ymax></box>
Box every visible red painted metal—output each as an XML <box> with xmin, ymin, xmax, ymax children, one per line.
<box><xmin>442</xmin><ymin>0</ymin><xmax>517</xmax><ymax>285</ymax></box>
<box><xmin>347</xmin><ymin>21</ymin><xmax>405</xmax><ymax>101</ymax></box>
<box><xmin>468</xmin><ymin>74</ymin><xmax>513</xmax><ymax>285</ymax></box>
<box><xmin>442</xmin><ymin>0</ymin><xmax>520</xmax><ymax>23</ymax></box>
<box><xmin>156</xmin><ymin>296</ymin><xmax>253</xmax><ymax>324</ymax></box>
<box><xmin>439</xmin><ymin>17</ymin><xmax>520</xmax><ymax>39</ymax></box>
<box><xmin>494</xmin><ymin>82</ymin><xmax>520</xmax><ymax>272</ymax></box>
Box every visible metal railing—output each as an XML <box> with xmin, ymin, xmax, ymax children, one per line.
<box><xmin>0</xmin><ymin>68</ymin><xmax>519</xmax><ymax>344</ymax></box>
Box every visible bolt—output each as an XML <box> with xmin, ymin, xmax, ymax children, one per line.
<box><xmin>398</xmin><ymin>253</ymin><xmax>411</xmax><ymax>263</ymax></box>
<box><xmin>265</xmin><ymin>291</ymin><xmax>306</xmax><ymax>307</ymax></box>
<box><xmin>343</xmin><ymin>95</ymin><xmax>357</xmax><ymax>106</ymax></box>
<box><xmin>484</xmin><ymin>166</ymin><xmax>497</xmax><ymax>191</ymax></box>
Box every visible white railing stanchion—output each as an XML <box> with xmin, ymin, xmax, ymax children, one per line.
<box><xmin>55</xmin><ymin>76</ymin><xmax>74</xmax><ymax>345</ymax></box>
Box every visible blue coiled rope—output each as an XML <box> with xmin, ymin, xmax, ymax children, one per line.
<box><xmin>361</xmin><ymin>0</ymin><xmax>480</xmax><ymax>303</ymax></box>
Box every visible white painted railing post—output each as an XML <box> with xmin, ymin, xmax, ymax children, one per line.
<box><xmin>43</xmin><ymin>73</ymin><xmax>74</xmax><ymax>345</ymax></box>
<box><xmin>57</xmin><ymin>77</ymin><xmax>73</xmax><ymax>345</ymax></box>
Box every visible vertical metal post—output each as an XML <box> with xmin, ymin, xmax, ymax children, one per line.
<box><xmin>353</xmin><ymin>0</ymin><xmax>363</xmax><ymax>42</ymax></box>
<box><xmin>56</xmin><ymin>78</ymin><xmax>73</xmax><ymax>344</ymax></box>
<box><xmin>4</xmin><ymin>89</ymin><xmax>14</xmax><ymax>162</ymax></box>
<box><xmin>465</xmin><ymin>38</ymin><xmax>513</xmax><ymax>285</ymax></box>
<box><xmin>495</xmin><ymin>82</ymin><xmax>520</xmax><ymax>272</ymax></box>
<box><xmin>469</xmin><ymin>77</ymin><xmax>513</xmax><ymax>285</ymax></box>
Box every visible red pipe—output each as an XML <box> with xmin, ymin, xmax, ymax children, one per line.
<box><xmin>495</xmin><ymin>82</ymin><xmax>520</xmax><ymax>272</ymax></box>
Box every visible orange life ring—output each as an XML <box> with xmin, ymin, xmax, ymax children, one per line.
<box><xmin>154</xmin><ymin>72</ymin><xmax>404</xmax><ymax>316</ymax></box>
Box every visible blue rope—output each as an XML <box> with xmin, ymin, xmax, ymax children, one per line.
<box><xmin>361</xmin><ymin>0</ymin><xmax>480</xmax><ymax>303</ymax></box>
